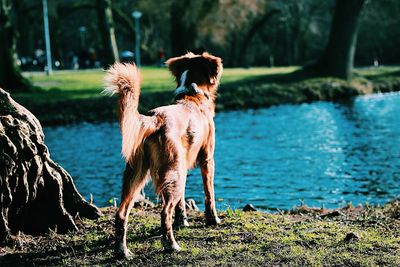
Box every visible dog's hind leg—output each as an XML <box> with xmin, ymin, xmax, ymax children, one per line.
<box><xmin>159</xmin><ymin>169</ymin><xmax>185</xmax><ymax>252</ymax></box>
<box><xmin>115</xmin><ymin>161</ymin><xmax>148</xmax><ymax>259</ymax></box>
<box><xmin>173</xmin><ymin>166</ymin><xmax>189</xmax><ymax>228</ymax></box>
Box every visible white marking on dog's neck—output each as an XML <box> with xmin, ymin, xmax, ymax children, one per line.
<box><xmin>174</xmin><ymin>69</ymin><xmax>209</xmax><ymax>99</ymax></box>
<box><xmin>174</xmin><ymin>70</ymin><xmax>189</xmax><ymax>95</ymax></box>
<box><xmin>180</xmin><ymin>70</ymin><xmax>188</xmax><ymax>87</ymax></box>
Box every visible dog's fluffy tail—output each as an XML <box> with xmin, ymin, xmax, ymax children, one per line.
<box><xmin>104</xmin><ymin>63</ymin><xmax>160</xmax><ymax>162</ymax></box>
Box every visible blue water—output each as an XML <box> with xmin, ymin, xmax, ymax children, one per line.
<box><xmin>44</xmin><ymin>92</ymin><xmax>400</xmax><ymax>210</ymax></box>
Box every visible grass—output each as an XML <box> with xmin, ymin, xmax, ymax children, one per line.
<box><xmin>354</xmin><ymin>65</ymin><xmax>400</xmax><ymax>77</ymax></box>
<box><xmin>1</xmin><ymin>201</ymin><xmax>399</xmax><ymax>266</ymax></box>
<box><xmin>25</xmin><ymin>66</ymin><xmax>299</xmax><ymax>91</ymax></box>
<box><xmin>18</xmin><ymin>65</ymin><xmax>400</xmax><ymax>103</ymax></box>
<box><xmin>19</xmin><ymin>66</ymin><xmax>298</xmax><ymax>103</ymax></box>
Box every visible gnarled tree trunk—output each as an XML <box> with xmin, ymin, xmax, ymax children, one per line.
<box><xmin>0</xmin><ymin>88</ymin><xmax>102</xmax><ymax>241</ymax></box>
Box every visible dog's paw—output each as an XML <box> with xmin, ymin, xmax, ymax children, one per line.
<box><xmin>162</xmin><ymin>237</ymin><xmax>182</xmax><ymax>253</ymax></box>
<box><xmin>164</xmin><ymin>242</ymin><xmax>182</xmax><ymax>253</ymax></box>
<box><xmin>206</xmin><ymin>216</ymin><xmax>221</xmax><ymax>226</ymax></box>
<box><xmin>182</xmin><ymin>219</ymin><xmax>190</xmax><ymax>227</ymax></box>
<box><xmin>173</xmin><ymin>218</ymin><xmax>190</xmax><ymax>228</ymax></box>
<box><xmin>115</xmin><ymin>248</ymin><xmax>133</xmax><ymax>260</ymax></box>
<box><xmin>115</xmin><ymin>243</ymin><xmax>134</xmax><ymax>260</ymax></box>
<box><xmin>171</xmin><ymin>242</ymin><xmax>182</xmax><ymax>252</ymax></box>
<box><xmin>163</xmin><ymin>244</ymin><xmax>182</xmax><ymax>253</ymax></box>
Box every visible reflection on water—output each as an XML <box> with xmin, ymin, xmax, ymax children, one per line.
<box><xmin>44</xmin><ymin>92</ymin><xmax>400</xmax><ymax>210</ymax></box>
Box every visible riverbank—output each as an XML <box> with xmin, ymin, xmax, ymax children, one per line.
<box><xmin>12</xmin><ymin>66</ymin><xmax>400</xmax><ymax>126</ymax></box>
<box><xmin>1</xmin><ymin>201</ymin><xmax>399</xmax><ymax>266</ymax></box>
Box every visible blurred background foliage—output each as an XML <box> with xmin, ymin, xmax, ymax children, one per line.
<box><xmin>8</xmin><ymin>0</ymin><xmax>400</xmax><ymax>69</ymax></box>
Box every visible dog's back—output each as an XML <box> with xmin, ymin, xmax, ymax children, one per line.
<box><xmin>145</xmin><ymin>102</ymin><xmax>213</xmax><ymax>190</ymax></box>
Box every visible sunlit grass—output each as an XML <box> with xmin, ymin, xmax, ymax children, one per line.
<box><xmin>24</xmin><ymin>66</ymin><xmax>300</xmax><ymax>93</ymax></box>
<box><xmin>17</xmin><ymin>65</ymin><xmax>399</xmax><ymax>104</ymax></box>
<box><xmin>355</xmin><ymin>65</ymin><xmax>400</xmax><ymax>77</ymax></box>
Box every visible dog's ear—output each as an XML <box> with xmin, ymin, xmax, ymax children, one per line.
<box><xmin>166</xmin><ymin>54</ymin><xmax>193</xmax><ymax>81</ymax></box>
<box><xmin>202</xmin><ymin>52</ymin><xmax>223</xmax><ymax>85</ymax></box>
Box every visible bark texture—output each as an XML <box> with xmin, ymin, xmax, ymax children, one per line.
<box><xmin>0</xmin><ymin>88</ymin><xmax>102</xmax><ymax>241</ymax></box>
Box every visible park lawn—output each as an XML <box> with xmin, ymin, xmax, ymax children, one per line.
<box><xmin>0</xmin><ymin>201</ymin><xmax>399</xmax><ymax>266</ymax></box>
<box><xmin>17</xmin><ymin>65</ymin><xmax>400</xmax><ymax>104</ymax></box>
<box><xmin>18</xmin><ymin>66</ymin><xmax>298</xmax><ymax>103</ymax></box>
<box><xmin>354</xmin><ymin>65</ymin><xmax>400</xmax><ymax>77</ymax></box>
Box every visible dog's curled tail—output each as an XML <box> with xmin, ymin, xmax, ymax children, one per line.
<box><xmin>103</xmin><ymin>62</ymin><xmax>141</xmax><ymax>99</ymax></box>
<box><xmin>104</xmin><ymin>63</ymin><xmax>160</xmax><ymax>162</ymax></box>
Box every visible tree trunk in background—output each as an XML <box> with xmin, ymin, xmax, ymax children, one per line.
<box><xmin>310</xmin><ymin>0</ymin><xmax>365</xmax><ymax>79</ymax></box>
<box><xmin>0</xmin><ymin>89</ymin><xmax>102</xmax><ymax>241</ymax></box>
<box><xmin>169</xmin><ymin>1</ymin><xmax>197</xmax><ymax>57</ymax></box>
<box><xmin>96</xmin><ymin>0</ymin><xmax>119</xmax><ymax>66</ymax></box>
<box><xmin>169</xmin><ymin>0</ymin><xmax>217</xmax><ymax>57</ymax></box>
<box><xmin>13</xmin><ymin>0</ymin><xmax>34</xmax><ymax>59</ymax></box>
<box><xmin>0</xmin><ymin>0</ymin><xmax>32</xmax><ymax>92</ymax></box>
<box><xmin>238</xmin><ymin>9</ymin><xmax>280</xmax><ymax>67</ymax></box>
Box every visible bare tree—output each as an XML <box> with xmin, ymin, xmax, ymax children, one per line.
<box><xmin>96</xmin><ymin>0</ymin><xmax>119</xmax><ymax>66</ymax></box>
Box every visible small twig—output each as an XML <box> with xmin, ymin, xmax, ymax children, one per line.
<box><xmin>70</xmin><ymin>246</ymin><xmax>77</xmax><ymax>258</ymax></box>
<box><xmin>146</xmin><ymin>235</ymin><xmax>162</xmax><ymax>241</ymax></box>
<box><xmin>277</xmin><ymin>208</ymin><xmax>285</xmax><ymax>216</ymax></box>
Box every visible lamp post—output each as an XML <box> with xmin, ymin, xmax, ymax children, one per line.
<box><xmin>42</xmin><ymin>0</ymin><xmax>52</xmax><ymax>75</ymax></box>
<box><xmin>132</xmin><ymin>10</ymin><xmax>142</xmax><ymax>68</ymax></box>
<box><xmin>79</xmin><ymin>26</ymin><xmax>87</xmax><ymax>50</ymax></box>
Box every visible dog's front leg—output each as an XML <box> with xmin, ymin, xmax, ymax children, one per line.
<box><xmin>200</xmin><ymin>157</ymin><xmax>221</xmax><ymax>225</ymax></box>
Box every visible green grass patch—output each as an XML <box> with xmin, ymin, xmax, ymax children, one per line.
<box><xmin>25</xmin><ymin>66</ymin><xmax>299</xmax><ymax>92</ymax></box>
<box><xmin>19</xmin><ymin>66</ymin><xmax>298</xmax><ymax>103</ymax></box>
<box><xmin>18</xmin><ymin>65</ymin><xmax>399</xmax><ymax>104</ymax></box>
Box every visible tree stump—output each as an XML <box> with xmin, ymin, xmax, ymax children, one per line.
<box><xmin>0</xmin><ymin>88</ymin><xmax>102</xmax><ymax>241</ymax></box>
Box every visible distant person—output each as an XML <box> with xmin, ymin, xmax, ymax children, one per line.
<box><xmin>373</xmin><ymin>58</ymin><xmax>379</xmax><ymax>67</ymax></box>
<box><xmin>88</xmin><ymin>48</ymin><xmax>97</xmax><ymax>68</ymax></box>
<box><xmin>33</xmin><ymin>48</ymin><xmax>46</xmax><ymax>70</ymax></box>
<box><xmin>158</xmin><ymin>48</ymin><xmax>165</xmax><ymax>67</ymax></box>
<box><xmin>34</xmin><ymin>48</ymin><xmax>44</xmax><ymax>59</ymax></box>
<box><xmin>67</xmin><ymin>51</ymin><xmax>79</xmax><ymax>70</ymax></box>
<box><xmin>72</xmin><ymin>56</ymin><xmax>79</xmax><ymax>70</ymax></box>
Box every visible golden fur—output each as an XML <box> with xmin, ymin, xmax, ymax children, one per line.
<box><xmin>104</xmin><ymin>52</ymin><xmax>223</xmax><ymax>258</ymax></box>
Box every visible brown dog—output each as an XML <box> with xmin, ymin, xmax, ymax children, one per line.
<box><xmin>104</xmin><ymin>52</ymin><xmax>223</xmax><ymax>258</ymax></box>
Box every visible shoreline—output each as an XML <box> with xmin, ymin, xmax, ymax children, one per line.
<box><xmin>14</xmin><ymin>75</ymin><xmax>400</xmax><ymax>126</ymax></box>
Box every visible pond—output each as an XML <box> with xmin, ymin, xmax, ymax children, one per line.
<box><xmin>44</xmin><ymin>92</ymin><xmax>400</xmax><ymax>211</ymax></box>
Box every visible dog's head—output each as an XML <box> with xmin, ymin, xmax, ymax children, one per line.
<box><xmin>166</xmin><ymin>52</ymin><xmax>223</xmax><ymax>101</ymax></box>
